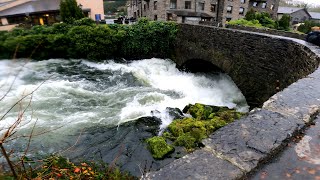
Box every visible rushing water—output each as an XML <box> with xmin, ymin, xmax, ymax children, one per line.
<box><xmin>0</xmin><ymin>58</ymin><xmax>248</xmax><ymax>159</ymax></box>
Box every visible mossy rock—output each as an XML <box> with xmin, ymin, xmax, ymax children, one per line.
<box><xmin>174</xmin><ymin>133</ymin><xmax>196</xmax><ymax>150</ymax></box>
<box><xmin>146</xmin><ymin>136</ymin><xmax>174</xmax><ymax>159</ymax></box>
<box><xmin>147</xmin><ymin>103</ymin><xmax>246</xmax><ymax>158</ymax></box>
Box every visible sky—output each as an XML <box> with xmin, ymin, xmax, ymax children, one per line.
<box><xmin>299</xmin><ymin>0</ymin><xmax>320</xmax><ymax>6</ymax></box>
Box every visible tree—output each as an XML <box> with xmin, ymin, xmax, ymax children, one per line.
<box><xmin>60</xmin><ymin>0</ymin><xmax>84</xmax><ymax>23</ymax></box>
<box><xmin>277</xmin><ymin>14</ymin><xmax>291</xmax><ymax>31</ymax></box>
<box><xmin>245</xmin><ymin>9</ymin><xmax>256</xmax><ymax>21</ymax></box>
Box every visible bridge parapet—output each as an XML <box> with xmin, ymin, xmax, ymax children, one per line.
<box><xmin>174</xmin><ymin>24</ymin><xmax>320</xmax><ymax>107</ymax></box>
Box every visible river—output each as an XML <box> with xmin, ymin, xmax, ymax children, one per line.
<box><xmin>0</xmin><ymin>58</ymin><xmax>248</xmax><ymax>175</ymax></box>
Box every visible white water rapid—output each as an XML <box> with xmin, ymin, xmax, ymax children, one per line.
<box><xmin>0</xmin><ymin>58</ymin><xmax>248</xmax><ymax>155</ymax></box>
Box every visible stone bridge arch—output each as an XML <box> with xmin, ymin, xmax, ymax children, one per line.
<box><xmin>178</xmin><ymin>58</ymin><xmax>224</xmax><ymax>73</ymax></box>
<box><xmin>174</xmin><ymin>24</ymin><xmax>320</xmax><ymax>107</ymax></box>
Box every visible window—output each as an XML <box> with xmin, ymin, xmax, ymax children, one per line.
<box><xmin>167</xmin><ymin>13</ymin><xmax>173</xmax><ymax>20</ymax></box>
<box><xmin>199</xmin><ymin>2</ymin><xmax>205</xmax><ymax>11</ymax></box>
<box><xmin>154</xmin><ymin>1</ymin><xmax>157</xmax><ymax>10</ymax></box>
<box><xmin>7</xmin><ymin>16</ymin><xmax>27</xmax><ymax>24</ymax></box>
<box><xmin>211</xmin><ymin>4</ymin><xmax>216</xmax><ymax>12</ymax></box>
<box><xmin>154</xmin><ymin>15</ymin><xmax>158</xmax><ymax>20</ymax></box>
<box><xmin>226</xmin><ymin>17</ymin><xmax>232</xmax><ymax>22</ymax></box>
<box><xmin>185</xmin><ymin>1</ymin><xmax>191</xmax><ymax>9</ymax></box>
<box><xmin>262</xmin><ymin>2</ymin><xmax>267</xmax><ymax>8</ymax></box>
<box><xmin>253</xmin><ymin>2</ymin><xmax>258</xmax><ymax>7</ymax></box>
<box><xmin>227</xmin><ymin>6</ymin><xmax>233</xmax><ymax>13</ymax></box>
<box><xmin>144</xmin><ymin>4</ymin><xmax>146</xmax><ymax>11</ymax></box>
<box><xmin>240</xmin><ymin>0</ymin><xmax>245</xmax><ymax>3</ymax></box>
<box><xmin>239</xmin><ymin>7</ymin><xmax>244</xmax><ymax>15</ymax></box>
<box><xmin>170</xmin><ymin>0</ymin><xmax>177</xmax><ymax>9</ymax></box>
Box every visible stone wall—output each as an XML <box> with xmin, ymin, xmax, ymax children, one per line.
<box><xmin>174</xmin><ymin>24</ymin><xmax>320</xmax><ymax>107</ymax></box>
<box><xmin>226</xmin><ymin>24</ymin><xmax>306</xmax><ymax>40</ymax></box>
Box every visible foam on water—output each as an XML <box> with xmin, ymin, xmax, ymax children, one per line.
<box><xmin>0</xmin><ymin>58</ymin><xmax>248</xmax><ymax>148</ymax></box>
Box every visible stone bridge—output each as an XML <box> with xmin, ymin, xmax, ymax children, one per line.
<box><xmin>142</xmin><ymin>25</ymin><xmax>320</xmax><ymax>180</ymax></box>
<box><xmin>173</xmin><ymin>24</ymin><xmax>320</xmax><ymax>107</ymax></box>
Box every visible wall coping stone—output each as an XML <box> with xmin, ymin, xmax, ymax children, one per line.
<box><xmin>226</xmin><ymin>24</ymin><xmax>307</xmax><ymax>40</ymax></box>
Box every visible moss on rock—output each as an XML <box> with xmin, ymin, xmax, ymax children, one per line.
<box><xmin>146</xmin><ymin>136</ymin><xmax>174</xmax><ymax>159</ymax></box>
<box><xmin>147</xmin><ymin>103</ymin><xmax>246</xmax><ymax>158</ymax></box>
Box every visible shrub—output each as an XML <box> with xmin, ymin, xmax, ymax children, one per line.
<box><xmin>255</xmin><ymin>12</ymin><xmax>276</xmax><ymax>28</ymax></box>
<box><xmin>245</xmin><ymin>8</ymin><xmax>256</xmax><ymax>21</ymax></box>
<box><xmin>277</xmin><ymin>14</ymin><xmax>291</xmax><ymax>31</ymax></box>
<box><xmin>298</xmin><ymin>20</ymin><xmax>320</xmax><ymax>34</ymax></box>
<box><xmin>227</xmin><ymin>19</ymin><xmax>263</xmax><ymax>28</ymax></box>
<box><xmin>0</xmin><ymin>19</ymin><xmax>178</xmax><ymax>61</ymax></box>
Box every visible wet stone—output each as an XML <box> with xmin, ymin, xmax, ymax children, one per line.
<box><xmin>142</xmin><ymin>149</ymin><xmax>243</xmax><ymax>180</ymax></box>
<box><xmin>63</xmin><ymin>117</ymin><xmax>176</xmax><ymax>177</ymax></box>
<box><xmin>202</xmin><ymin>109</ymin><xmax>304</xmax><ymax>172</ymax></box>
<box><xmin>263</xmin><ymin>68</ymin><xmax>320</xmax><ymax>123</ymax></box>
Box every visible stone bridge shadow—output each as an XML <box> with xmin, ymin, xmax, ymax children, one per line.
<box><xmin>173</xmin><ymin>24</ymin><xmax>320</xmax><ymax>107</ymax></box>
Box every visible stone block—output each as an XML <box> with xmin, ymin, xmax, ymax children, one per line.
<box><xmin>143</xmin><ymin>149</ymin><xmax>243</xmax><ymax>180</ymax></box>
<box><xmin>203</xmin><ymin>109</ymin><xmax>304</xmax><ymax>172</ymax></box>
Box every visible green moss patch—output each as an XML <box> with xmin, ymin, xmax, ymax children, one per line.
<box><xmin>147</xmin><ymin>103</ymin><xmax>246</xmax><ymax>155</ymax></box>
<box><xmin>146</xmin><ymin>136</ymin><xmax>175</xmax><ymax>159</ymax></box>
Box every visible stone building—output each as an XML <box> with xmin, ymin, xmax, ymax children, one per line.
<box><xmin>249</xmin><ymin>0</ymin><xmax>279</xmax><ymax>19</ymax></box>
<box><xmin>277</xmin><ymin>7</ymin><xmax>310</xmax><ymax>25</ymax></box>
<box><xmin>0</xmin><ymin>0</ymin><xmax>104</xmax><ymax>31</ymax></box>
<box><xmin>127</xmin><ymin>0</ymin><xmax>280</xmax><ymax>26</ymax></box>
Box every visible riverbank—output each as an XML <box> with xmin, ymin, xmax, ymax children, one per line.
<box><xmin>0</xmin><ymin>18</ymin><xmax>177</xmax><ymax>60</ymax></box>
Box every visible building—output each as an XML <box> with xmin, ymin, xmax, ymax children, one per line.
<box><xmin>277</xmin><ymin>7</ymin><xmax>310</xmax><ymax>25</ymax></box>
<box><xmin>309</xmin><ymin>12</ymin><xmax>320</xmax><ymax>24</ymax></box>
<box><xmin>127</xmin><ymin>0</ymin><xmax>280</xmax><ymax>26</ymax></box>
<box><xmin>249</xmin><ymin>0</ymin><xmax>279</xmax><ymax>19</ymax></box>
<box><xmin>0</xmin><ymin>0</ymin><xmax>104</xmax><ymax>31</ymax></box>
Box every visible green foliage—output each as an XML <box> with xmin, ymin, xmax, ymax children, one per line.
<box><xmin>298</xmin><ymin>20</ymin><xmax>320</xmax><ymax>33</ymax></box>
<box><xmin>0</xmin><ymin>18</ymin><xmax>178</xmax><ymax>60</ymax></box>
<box><xmin>227</xmin><ymin>19</ymin><xmax>263</xmax><ymax>28</ymax></box>
<box><xmin>245</xmin><ymin>8</ymin><xmax>256</xmax><ymax>21</ymax></box>
<box><xmin>255</xmin><ymin>12</ymin><xmax>276</xmax><ymax>28</ymax></box>
<box><xmin>277</xmin><ymin>14</ymin><xmax>291</xmax><ymax>31</ymax></box>
<box><xmin>121</xmin><ymin>18</ymin><xmax>178</xmax><ymax>59</ymax></box>
<box><xmin>240</xmin><ymin>10</ymin><xmax>278</xmax><ymax>29</ymax></box>
<box><xmin>146</xmin><ymin>136</ymin><xmax>175</xmax><ymax>159</ymax></box>
<box><xmin>17</xmin><ymin>155</ymin><xmax>136</xmax><ymax>179</ymax></box>
<box><xmin>72</xmin><ymin>17</ymin><xmax>96</xmax><ymax>26</ymax></box>
<box><xmin>60</xmin><ymin>0</ymin><xmax>84</xmax><ymax>23</ymax></box>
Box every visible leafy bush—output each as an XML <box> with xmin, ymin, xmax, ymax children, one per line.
<box><xmin>121</xmin><ymin>18</ymin><xmax>178</xmax><ymax>59</ymax></box>
<box><xmin>277</xmin><ymin>14</ymin><xmax>291</xmax><ymax>31</ymax></box>
<box><xmin>0</xmin><ymin>18</ymin><xmax>178</xmax><ymax>60</ymax></box>
<box><xmin>245</xmin><ymin>8</ymin><xmax>256</xmax><ymax>21</ymax></box>
<box><xmin>72</xmin><ymin>17</ymin><xmax>96</xmax><ymax>26</ymax></box>
<box><xmin>227</xmin><ymin>19</ymin><xmax>263</xmax><ymax>28</ymax></box>
<box><xmin>255</xmin><ymin>12</ymin><xmax>276</xmax><ymax>28</ymax></box>
<box><xmin>298</xmin><ymin>20</ymin><xmax>320</xmax><ymax>33</ymax></box>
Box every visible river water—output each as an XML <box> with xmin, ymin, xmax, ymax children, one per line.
<box><xmin>0</xmin><ymin>58</ymin><xmax>248</xmax><ymax>173</ymax></box>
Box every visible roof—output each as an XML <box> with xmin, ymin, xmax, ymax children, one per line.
<box><xmin>277</xmin><ymin>7</ymin><xmax>303</xmax><ymax>14</ymax></box>
<box><xmin>309</xmin><ymin>12</ymin><xmax>320</xmax><ymax>20</ymax></box>
<box><xmin>0</xmin><ymin>0</ymin><xmax>15</xmax><ymax>7</ymax></box>
<box><xmin>0</xmin><ymin>0</ymin><xmax>60</xmax><ymax>17</ymax></box>
<box><xmin>167</xmin><ymin>10</ymin><xmax>212</xmax><ymax>18</ymax></box>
